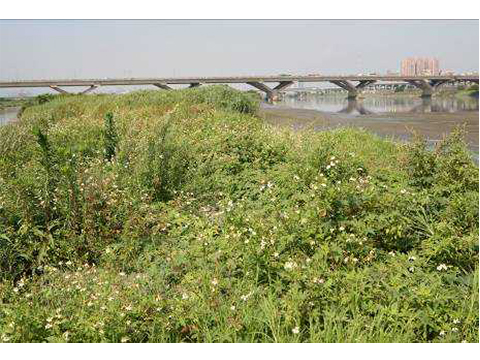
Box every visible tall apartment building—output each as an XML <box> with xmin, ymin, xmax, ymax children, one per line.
<box><xmin>401</xmin><ymin>57</ymin><xmax>440</xmax><ymax>76</ymax></box>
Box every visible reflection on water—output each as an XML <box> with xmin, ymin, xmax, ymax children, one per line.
<box><xmin>0</xmin><ymin>107</ymin><xmax>20</xmax><ymax>126</ymax></box>
<box><xmin>263</xmin><ymin>94</ymin><xmax>479</xmax><ymax>162</ymax></box>
<box><xmin>338</xmin><ymin>99</ymin><xmax>374</xmax><ymax>115</ymax></box>
<box><xmin>280</xmin><ymin>94</ymin><xmax>479</xmax><ymax>115</ymax></box>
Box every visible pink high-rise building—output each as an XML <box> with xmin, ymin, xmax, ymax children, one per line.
<box><xmin>401</xmin><ymin>57</ymin><xmax>440</xmax><ymax>76</ymax></box>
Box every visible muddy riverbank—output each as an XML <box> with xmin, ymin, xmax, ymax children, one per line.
<box><xmin>259</xmin><ymin>103</ymin><xmax>479</xmax><ymax>155</ymax></box>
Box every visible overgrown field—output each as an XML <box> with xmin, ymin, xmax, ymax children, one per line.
<box><xmin>0</xmin><ymin>86</ymin><xmax>478</xmax><ymax>342</ymax></box>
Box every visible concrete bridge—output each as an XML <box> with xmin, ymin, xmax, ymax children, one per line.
<box><xmin>0</xmin><ymin>75</ymin><xmax>477</xmax><ymax>100</ymax></box>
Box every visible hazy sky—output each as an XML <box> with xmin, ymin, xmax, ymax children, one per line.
<box><xmin>0</xmin><ymin>20</ymin><xmax>478</xmax><ymax>80</ymax></box>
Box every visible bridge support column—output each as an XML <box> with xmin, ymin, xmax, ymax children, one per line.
<box><xmin>329</xmin><ymin>80</ymin><xmax>377</xmax><ymax>99</ymax></box>
<box><xmin>50</xmin><ymin>85</ymin><xmax>100</xmax><ymax>95</ymax></box>
<box><xmin>189</xmin><ymin>83</ymin><xmax>201</xmax><ymax>88</ymax></box>
<box><xmin>153</xmin><ymin>83</ymin><xmax>173</xmax><ymax>90</ymax></box>
<box><xmin>81</xmin><ymin>85</ymin><xmax>98</xmax><ymax>94</ymax></box>
<box><xmin>50</xmin><ymin>85</ymin><xmax>70</xmax><ymax>94</ymax></box>
<box><xmin>407</xmin><ymin>79</ymin><xmax>451</xmax><ymax>98</ymax></box>
<box><xmin>246</xmin><ymin>81</ymin><xmax>293</xmax><ymax>101</ymax></box>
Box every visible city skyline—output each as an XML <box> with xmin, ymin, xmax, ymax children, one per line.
<box><xmin>400</xmin><ymin>57</ymin><xmax>440</xmax><ymax>76</ymax></box>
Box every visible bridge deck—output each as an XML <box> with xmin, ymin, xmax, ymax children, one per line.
<box><xmin>0</xmin><ymin>75</ymin><xmax>478</xmax><ymax>88</ymax></box>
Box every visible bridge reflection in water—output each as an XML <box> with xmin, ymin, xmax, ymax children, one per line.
<box><xmin>281</xmin><ymin>95</ymin><xmax>479</xmax><ymax>115</ymax></box>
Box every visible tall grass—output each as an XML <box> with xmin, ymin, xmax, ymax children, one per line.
<box><xmin>0</xmin><ymin>85</ymin><xmax>477</xmax><ymax>343</ymax></box>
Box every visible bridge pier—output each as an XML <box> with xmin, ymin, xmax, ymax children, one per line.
<box><xmin>153</xmin><ymin>83</ymin><xmax>173</xmax><ymax>90</ymax></box>
<box><xmin>329</xmin><ymin>80</ymin><xmax>377</xmax><ymax>99</ymax></box>
<box><xmin>49</xmin><ymin>85</ymin><xmax>70</xmax><ymax>94</ymax></box>
<box><xmin>407</xmin><ymin>79</ymin><xmax>450</xmax><ymax>98</ymax></box>
<box><xmin>50</xmin><ymin>85</ymin><xmax>99</xmax><ymax>95</ymax></box>
<box><xmin>189</xmin><ymin>83</ymin><xmax>201</xmax><ymax>88</ymax></box>
<box><xmin>81</xmin><ymin>85</ymin><xmax>98</xmax><ymax>94</ymax></box>
<box><xmin>246</xmin><ymin>81</ymin><xmax>293</xmax><ymax>101</ymax></box>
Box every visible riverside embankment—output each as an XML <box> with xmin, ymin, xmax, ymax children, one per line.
<box><xmin>0</xmin><ymin>87</ymin><xmax>478</xmax><ymax>342</ymax></box>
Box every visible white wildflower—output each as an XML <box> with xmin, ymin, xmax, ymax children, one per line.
<box><xmin>241</xmin><ymin>292</ymin><xmax>253</xmax><ymax>301</ymax></box>
<box><xmin>284</xmin><ymin>261</ymin><xmax>297</xmax><ymax>270</ymax></box>
<box><xmin>260</xmin><ymin>239</ymin><xmax>266</xmax><ymax>250</ymax></box>
<box><xmin>437</xmin><ymin>264</ymin><xmax>448</xmax><ymax>271</ymax></box>
<box><xmin>292</xmin><ymin>327</ymin><xmax>300</xmax><ymax>334</ymax></box>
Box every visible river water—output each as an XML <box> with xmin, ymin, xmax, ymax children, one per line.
<box><xmin>0</xmin><ymin>107</ymin><xmax>20</xmax><ymax>126</ymax></box>
<box><xmin>279</xmin><ymin>94</ymin><xmax>479</xmax><ymax>114</ymax></box>
<box><xmin>261</xmin><ymin>94</ymin><xmax>479</xmax><ymax>158</ymax></box>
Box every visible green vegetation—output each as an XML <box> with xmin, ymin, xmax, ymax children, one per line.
<box><xmin>0</xmin><ymin>86</ymin><xmax>478</xmax><ymax>343</ymax></box>
<box><xmin>454</xmin><ymin>85</ymin><xmax>478</xmax><ymax>98</ymax></box>
<box><xmin>464</xmin><ymin>84</ymin><xmax>479</xmax><ymax>97</ymax></box>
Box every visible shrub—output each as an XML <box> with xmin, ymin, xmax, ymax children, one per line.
<box><xmin>103</xmin><ymin>112</ymin><xmax>118</xmax><ymax>162</ymax></box>
<box><xmin>0</xmin><ymin>87</ymin><xmax>477</xmax><ymax>342</ymax></box>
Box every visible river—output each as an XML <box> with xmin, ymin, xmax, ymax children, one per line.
<box><xmin>260</xmin><ymin>94</ymin><xmax>479</xmax><ymax>158</ymax></box>
<box><xmin>0</xmin><ymin>107</ymin><xmax>21</xmax><ymax>126</ymax></box>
